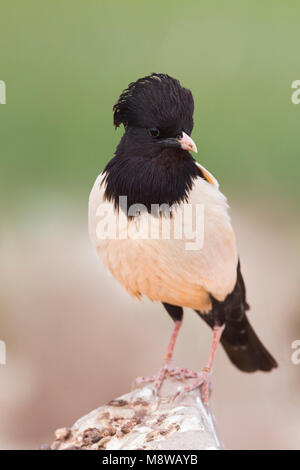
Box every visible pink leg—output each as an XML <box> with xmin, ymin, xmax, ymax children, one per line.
<box><xmin>132</xmin><ymin>320</ymin><xmax>182</xmax><ymax>391</ymax></box>
<box><xmin>206</xmin><ymin>324</ymin><xmax>225</xmax><ymax>370</ymax></box>
<box><xmin>174</xmin><ymin>324</ymin><xmax>225</xmax><ymax>404</ymax></box>
<box><xmin>153</xmin><ymin>320</ymin><xmax>182</xmax><ymax>389</ymax></box>
<box><xmin>164</xmin><ymin>320</ymin><xmax>182</xmax><ymax>363</ymax></box>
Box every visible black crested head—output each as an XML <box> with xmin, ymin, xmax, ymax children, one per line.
<box><xmin>103</xmin><ymin>73</ymin><xmax>205</xmax><ymax>215</ymax></box>
<box><xmin>113</xmin><ymin>73</ymin><xmax>194</xmax><ymax>135</ymax></box>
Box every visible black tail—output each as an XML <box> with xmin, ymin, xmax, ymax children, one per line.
<box><xmin>197</xmin><ymin>310</ymin><xmax>277</xmax><ymax>372</ymax></box>
<box><xmin>220</xmin><ymin>314</ymin><xmax>277</xmax><ymax>372</ymax></box>
<box><xmin>195</xmin><ymin>261</ymin><xmax>278</xmax><ymax>373</ymax></box>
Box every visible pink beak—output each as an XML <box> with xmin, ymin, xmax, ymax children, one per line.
<box><xmin>178</xmin><ymin>131</ymin><xmax>197</xmax><ymax>153</ymax></box>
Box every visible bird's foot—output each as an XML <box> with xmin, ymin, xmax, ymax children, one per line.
<box><xmin>167</xmin><ymin>366</ymin><xmax>201</xmax><ymax>380</ymax></box>
<box><xmin>131</xmin><ymin>365</ymin><xmax>168</xmax><ymax>396</ymax></box>
<box><xmin>172</xmin><ymin>367</ymin><xmax>212</xmax><ymax>406</ymax></box>
<box><xmin>132</xmin><ymin>365</ymin><xmax>200</xmax><ymax>394</ymax></box>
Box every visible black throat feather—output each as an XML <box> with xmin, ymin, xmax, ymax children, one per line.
<box><xmin>102</xmin><ymin>148</ymin><xmax>205</xmax><ymax>217</ymax></box>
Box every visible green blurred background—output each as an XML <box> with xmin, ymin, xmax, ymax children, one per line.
<box><xmin>1</xmin><ymin>0</ymin><xmax>300</xmax><ymax>450</ymax></box>
<box><xmin>1</xmin><ymin>0</ymin><xmax>300</xmax><ymax>212</ymax></box>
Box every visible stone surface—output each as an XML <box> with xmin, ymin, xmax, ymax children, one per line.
<box><xmin>49</xmin><ymin>377</ymin><xmax>223</xmax><ymax>450</ymax></box>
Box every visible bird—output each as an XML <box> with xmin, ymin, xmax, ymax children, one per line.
<box><xmin>88</xmin><ymin>73</ymin><xmax>277</xmax><ymax>403</ymax></box>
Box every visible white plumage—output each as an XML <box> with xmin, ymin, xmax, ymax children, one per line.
<box><xmin>88</xmin><ymin>163</ymin><xmax>238</xmax><ymax>312</ymax></box>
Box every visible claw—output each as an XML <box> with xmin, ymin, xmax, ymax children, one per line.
<box><xmin>171</xmin><ymin>368</ymin><xmax>212</xmax><ymax>405</ymax></box>
<box><xmin>171</xmin><ymin>387</ymin><xmax>184</xmax><ymax>403</ymax></box>
<box><xmin>131</xmin><ymin>374</ymin><xmax>156</xmax><ymax>390</ymax></box>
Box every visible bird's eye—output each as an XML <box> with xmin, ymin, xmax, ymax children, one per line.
<box><xmin>149</xmin><ymin>128</ymin><xmax>160</xmax><ymax>138</ymax></box>
<box><xmin>176</xmin><ymin>133</ymin><xmax>182</xmax><ymax>140</ymax></box>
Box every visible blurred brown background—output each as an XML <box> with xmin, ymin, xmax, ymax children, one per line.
<box><xmin>1</xmin><ymin>1</ymin><xmax>300</xmax><ymax>450</ymax></box>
